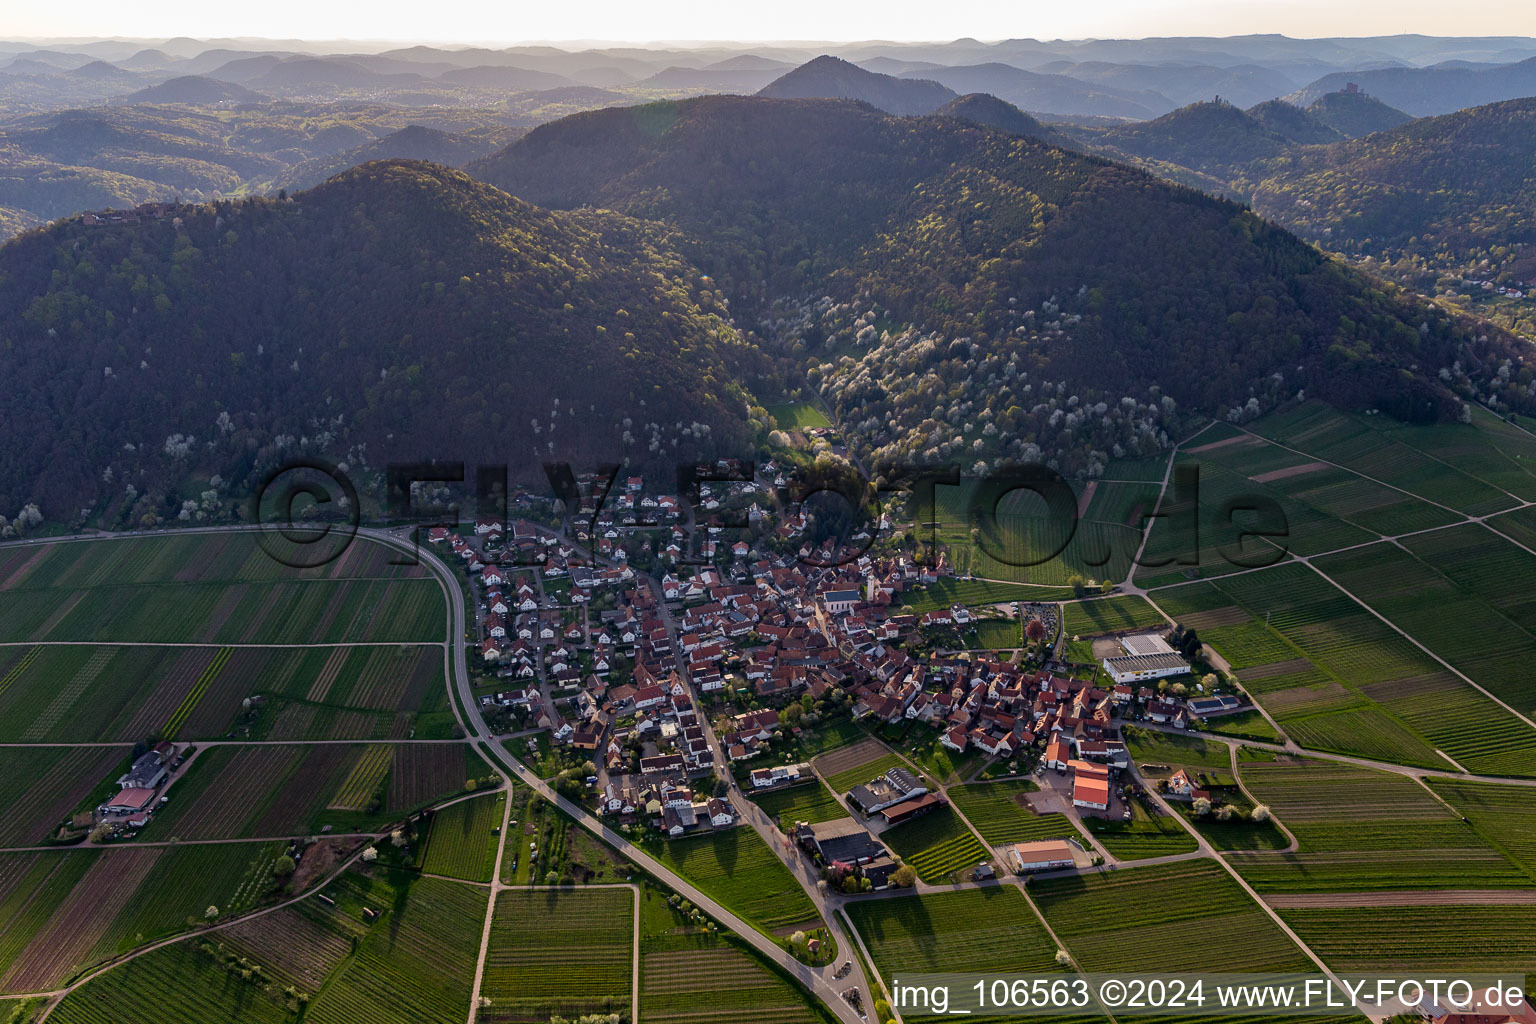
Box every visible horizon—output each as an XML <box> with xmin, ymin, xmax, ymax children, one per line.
<box><xmin>7</xmin><ymin>0</ymin><xmax>1536</xmax><ymax>49</ymax></box>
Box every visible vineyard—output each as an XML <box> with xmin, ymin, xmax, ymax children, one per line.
<box><xmin>48</xmin><ymin>942</ymin><xmax>300</xmax><ymax>1024</ymax></box>
<box><xmin>329</xmin><ymin>745</ymin><xmax>394</xmax><ymax>811</ymax></box>
<box><xmin>1278</xmin><ymin>905</ymin><xmax>1536</xmax><ymax>978</ymax></box>
<box><xmin>0</xmin><ymin>746</ymin><xmax>128</xmax><ymax>846</ymax></box>
<box><xmin>482</xmin><ymin>887</ymin><xmax>633</xmax><ymax>1023</ymax></box>
<box><xmin>816</xmin><ymin>741</ymin><xmax>911</xmax><ymax>795</ymax></box>
<box><xmin>947</xmin><ymin>780</ymin><xmax>1083</xmax><ymax>847</ymax></box>
<box><xmin>750</xmin><ymin>782</ymin><xmax>847</xmax><ymax>825</ymax></box>
<box><xmin>1062</xmin><ymin>595</ymin><xmax>1164</xmax><ymax>637</ymax></box>
<box><xmin>643</xmin><ymin>828</ymin><xmax>820</xmax><ymax>933</ymax></box>
<box><xmin>847</xmin><ymin>888</ymin><xmax>1069</xmax><ymax>1024</ymax></box>
<box><xmin>1032</xmin><ymin>860</ymin><xmax>1312</xmax><ymax>974</ymax></box>
<box><xmin>304</xmin><ymin>872</ymin><xmax>484</xmax><ymax>1024</ymax></box>
<box><xmin>1427</xmin><ymin>779</ymin><xmax>1536</xmax><ymax>880</ymax></box>
<box><xmin>389</xmin><ymin>744</ymin><xmax>480</xmax><ymax>811</ymax></box>
<box><xmin>1228</xmin><ymin>759</ymin><xmax>1531</xmax><ymax>892</ymax></box>
<box><xmin>421</xmin><ymin>792</ymin><xmax>504</xmax><ymax>883</ymax></box>
<box><xmin>643</xmin><ymin>945</ymin><xmax>824</xmax><ymax>1024</ymax></box>
<box><xmin>1081</xmin><ymin>801</ymin><xmax>1198</xmax><ymax>860</ymax></box>
<box><xmin>878</xmin><ymin>805</ymin><xmax>991</xmax><ymax>883</ymax></box>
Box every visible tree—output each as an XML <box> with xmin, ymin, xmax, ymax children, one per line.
<box><xmin>781</xmin><ymin>702</ymin><xmax>804</xmax><ymax>726</ymax></box>
<box><xmin>1192</xmin><ymin>796</ymin><xmax>1213</xmax><ymax>817</ymax></box>
<box><xmin>204</xmin><ymin>906</ymin><xmax>220</xmax><ymax>920</ymax></box>
<box><xmin>1200</xmin><ymin>672</ymin><xmax>1218</xmax><ymax>690</ymax></box>
<box><xmin>465</xmin><ymin>778</ymin><xmax>478</xmax><ymax>792</ymax></box>
<box><xmin>361</xmin><ymin>847</ymin><xmax>379</xmax><ymax>863</ymax></box>
<box><xmin>892</xmin><ymin>863</ymin><xmax>917</xmax><ymax>888</ymax></box>
<box><xmin>273</xmin><ymin>854</ymin><xmax>296</xmax><ymax>878</ymax></box>
<box><xmin>1025</xmin><ymin>619</ymin><xmax>1046</xmax><ymax>642</ymax></box>
<box><xmin>1099</xmin><ymin>579</ymin><xmax>1114</xmax><ymax>595</ymax></box>
<box><xmin>1055</xmin><ymin>949</ymin><xmax>1073</xmax><ymax>967</ymax></box>
<box><xmin>1251</xmin><ymin>804</ymin><xmax>1271</xmax><ymax>823</ymax></box>
<box><xmin>546</xmin><ymin>871</ymin><xmax>560</xmax><ymax>886</ymax></box>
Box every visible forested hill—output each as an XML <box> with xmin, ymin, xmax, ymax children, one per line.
<box><xmin>0</xmin><ymin>160</ymin><xmax>753</xmax><ymax>513</ymax></box>
<box><xmin>1250</xmin><ymin>97</ymin><xmax>1536</xmax><ymax>262</ymax></box>
<box><xmin>470</xmin><ymin>94</ymin><xmax>1530</xmax><ymax>478</ymax></box>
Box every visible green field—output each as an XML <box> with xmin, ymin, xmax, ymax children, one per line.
<box><xmin>750</xmin><ymin>782</ymin><xmax>847</xmax><ymax>825</ymax></box>
<box><xmin>948</xmin><ymin>780</ymin><xmax>1083</xmax><ymax>847</ymax></box>
<box><xmin>421</xmin><ymin>792</ymin><xmax>504</xmax><ymax>883</ymax></box>
<box><xmin>1033</xmin><ymin>860</ymin><xmax>1312</xmax><ymax>974</ymax></box>
<box><xmin>899</xmin><ymin>578</ymin><xmax>1049</xmax><ymax>614</ymax></box>
<box><xmin>847</xmin><ymin>888</ymin><xmax>1084</xmax><ymax>1024</ymax></box>
<box><xmin>1164</xmin><ymin>562</ymin><xmax>1536</xmax><ymax>775</ymax></box>
<box><xmin>1123</xmin><ymin>728</ymin><xmax>1235</xmax><ymax>772</ymax></box>
<box><xmin>140</xmin><ymin>743</ymin><xmax>473</xmax><ymax>840</ymax></box>
<box><xmin>1199</xmin><ymin>709</ymin><xmax>1281</xmax><ymax>742</ymax></box>
<box><xmin>1228</xmin><ymin>759</ymin><xmax>1532</xmax><ymax>892</ymax></box>
<box><xmin>765</xmin><ymin>401</ymin><xmax>832</xmax><ymax>430</ymax></box>
<box><xmin>483</xmin><ymin>887</ymin><xmax>632</xmax><ymax>1023</ymax></box>
<box><xmin>301</xmin><ymin>871</ymin><xmax>483</xmax><ymax>1024</ymax></box>
<box><xmin>642</xmin><ymin>828</ymin><xmax>820</xmax><ymax>934</ymax></box>
<box><xmin>48</xmin><ymin>941</ymin><xmax>302</xmax><ymax>1024</ymax></box>
<box><xmin>0</xmin><ymin>841</ymin><xmax>289</xmax><ymax>994</ymax></box>
<box><xmin>1316</xmin><ymin>534</ymin><xmax>1536</xmax><ymax>723</ymax></box>
<box><xmin>0</xmin><ymin>534</ymin><xmax>444</xmax><ymax>647</ymax></box>
<box><xmin>1278</xmin><ymin>905</ymin><xmax>1536</xmax><ymax>989</ymax></box>
<box><xmin>0</xmin><ymin>746</ymin><xmax>129</xmax><ymax>845</ymax></box>
<box><xmin>641</xmin><ymin>886</ymin><xmax>829</xmax><ymax>1024</ymax></box>
<box><xmin>1062</xmin><ymin>595</ymin><xmax>1164</xmax><ymax>636</ymax></box>
<box><xmin>821</xmin><ymin>750</ymin><xmax>912</xmax><ymax>796</ymax></box>
<box><xmin>1082</xmin><ymin>800</ymin><xmax>1199</xmax><ymax>860</ymax></box>
<box><xmin>1427</xmin><ymin>779</ymin><xmax>1536</xmax><ymax>879</ymax></box>
<box><xmin>879</xmin><ymin>805</ymin><xmax>991</xmax><ymax>883</ymax></box>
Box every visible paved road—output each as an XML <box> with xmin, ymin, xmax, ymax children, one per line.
<box><xmin>366</xmin><ymin>528</ymin><xmax>872</xmax><ymax>1024</ymax></box>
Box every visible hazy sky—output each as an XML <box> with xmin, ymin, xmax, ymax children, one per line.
<box><xmin>10</xmin><ymin>0</ymin><xmax>1536</xmax><ymax>44</ymax></box>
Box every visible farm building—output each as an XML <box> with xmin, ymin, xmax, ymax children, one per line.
<box><xmin>1010</xmin><ymin>839</ymin><xmax>1078</xmax><ymax>873</ymax></box>
<box><xmin>101</xmin><ymin>787</ymin><xmax>157</xmax><ymax>817</ymax></box>
<box><xmin>847</xmin><ymin>766</ymin><xmax>926</xmax><ymax>815</ymax></box>
<box><xmin>116</xmin><ymin>751</ymin><xmax>168</xmax><ymax>790</ymax></box>
<box><xmin>1070</xmin><ymin>761</ymin><xmax>1112</xmax><ymax>813</ymax></box>
<box><xmin>795</xmin><ymin>818</ymin><xmax>887</xmax><ymax>865</ymax></box>
<box><xmin>1102</xmin><ymin>651</ymin><xmax>1189</xmax><ymax>684</ymax></box>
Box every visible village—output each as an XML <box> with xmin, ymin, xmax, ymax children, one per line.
<box><xmin>438</xmin><ymin>461</ymin><xmax>1256</xmax><ymax>895</ymax></box>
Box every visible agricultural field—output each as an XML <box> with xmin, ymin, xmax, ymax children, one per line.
<box><xmin>1062</xmin><ymin>595</ymin><xmax>1164</xmax><ymax>637</ymax></box>
<box><xmin>1081</xmin><ymin>800</ymin><xmax>1199</xmax><ymax>860</ymax></box>
<box><xmin>1278</xmin><ymin>905</ymin><xmax>1536</xmax><ymax>989</ymax></box>
<box><xmin>302</xmin><ymin>872</ymin><xmax>484</xmax><ymax>1024</ymax></box>
<box><xmin>421</xmin><ymin>792</ymin><xmax>504</xmax><ymax>883</ymax></box>
<box><xmin>0</xmin><ymin>645</ymin><xmax>446</xmax><ymax>748</ymax></box>
<box><xmin>899</xmin><ymin>578</ymin><xmax>1046</xmax><ymax>615</ymax></box>
<box><xmin>1198</xmin><ymin>709</ymin><xmax>1281</xmax><ymax>742</ymax></box>
<box><xmin>765</xmin><ymin>401</ymin><xmax>831</xmax><ymax>430</ymax></box>
<box><xmin>141</xmin><ymin>743</ymin><xmax>476</xmax><ymax>841</ymax></box>
<box><xmin>969</xmin><ymin>617</ymin><xmax>1023</xmax><ymax>649</ymax></box>
<box><xmin>48</xmin><ymin>941</ymin><xmax>303</xmax><ymax>1024</ymax></box>
<box><xmin>1316</xmin><ymin>534</ymin><xmax>1536</xmax><ymax>722</ymax></box>
<box><xmin>750</xmin><ymin>782</ymin><xmax>847</xmax><ymax>826</ymax></box>
<box><xmin>847</xmin><ymin>888</ymin><xmax>1078</xmax><ymax>1024</ymax></box>
<box><xmin>0</xmin><ymin>746</ymin><xmax>129</xmax><ymax>846</ymax></box>
<box><xmin>642</xmin><ymin>827</ymin><xmax>820</xmax><ymax>934</ymax></box>
<box><xmin>1227</xmin><ymin>760</ymin><xmax>1533</xmax><ymax>892</ymax></box>
<box><xmin>947</xmin><ymin>780</ymin><xmax>1084</xmax><ymax>847</ymax></box>
<box><xmin>1032</xmin><ymin>860</ymin><xmax>1312</xmax><ymax>974</ymax></box>
<box><xmin>907</xmin><ymin>478</ymin><xmax>1138</xmax><ymax>589</ymax></box>
<box><xmin>1168</xmin><ymin>562</ymin><xmax>1536</xmax><ymax>775</ymax></box>
<box><xmin>482</xmin><ymin>887</ymin><xmax>633</xmax><ymax>1023</ymax></box>
<box><xmin>0</xmin><ymin>840</ymin><xmax>288</xmax><ymax>994</ymax></box>
<box><xmin>1124</xmin><ymin>728</ymin><xmax>1235</xmax><ymax>773</ymax></box>
<box><xmin>1426</xmin><ymin>779</ymin><xmax>1536</xmax><ymax>879</ymax></box>
<box><xmin>0</xmin><ymin>577</ymin><xmax>444</xmax><ymax>646</ymax></box>
<box><xmin>641</xmin><ymin>885</ymin><xmax>830</xmax><ymax>1024</ymax></box>
<box><xmin>816</xmin><ymin>740</ymin><xmax>912</xmax><ymax>796</ymax></box>
<box><xmin>878</xmin><ymin>805</ymin><xmax>991</xmax><ymax>883</ymax></box>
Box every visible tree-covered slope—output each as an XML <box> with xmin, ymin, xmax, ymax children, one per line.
<box><xmin>471</xmin><ymin>95</ymin><xmax>1531</xmax><ymax>476</ymax></box>
<box><xmin>1304</xmin><ymin>90</ymin><xmax>1411</xmax><ymax>139</ymax></box>
<box><xmin>272</xmin><ymin>124</ymin><xmax>519</xmax><ymax>192</ymax></box>
<box><xmin>0</xmin><ymin>160</ymin><xmax>752</xmax><ymax>512</ymax></box>
<box><xmin>1250</xmin><ymin>97</ymin><xmax>1536</xmax><ymax>262</ymax></box>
